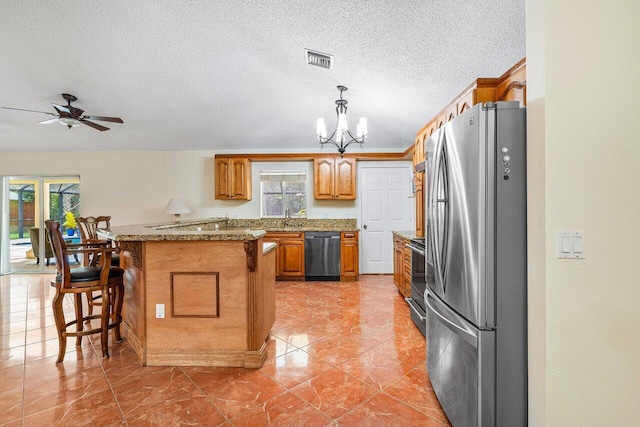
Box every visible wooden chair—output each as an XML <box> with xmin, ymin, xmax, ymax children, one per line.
<box><xmin>45</xmin><ymin>220</ymin><xmax>124</xmax><ymax>363</ymax></box>
<box><xmin>76</xmin><ymin>216</ymin><xmax>119</xmax><ymax>266</ymax></box>
<box><xmin>28</xmin><ymin>227</ymin><xmax>54</xmax><ymax>265</ymax></box>
<box><xmin>76</xmin><ymin>216</ymin><xmax>119</xmax><ymax>318</ymax></box>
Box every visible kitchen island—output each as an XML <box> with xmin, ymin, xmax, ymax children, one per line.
<box><xmin>98</xmin><ymin>219</ymin><xmax>276</xmax><ymax>368</ymax></box>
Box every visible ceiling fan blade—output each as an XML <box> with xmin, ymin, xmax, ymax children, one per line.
<box><xmin>52</xmin><ymin>103</ymin><xmax>71</xmax><ymax>114</ymax></box>
<box><xmin>1</xmin><ymin>106</ymin><xmax>56</xmax><ymax>116</ymax></box>
<box><xmin>82</xmin><ymin>115</ymin><xmax>123</xmax><ymax>124</ymax></box>
<box><xmin>80</xmin><ymin>119</ymin><xmax>110</xmax><ymax>131</ymax></box>
<box><xmin>38</xmin><ymin>118</ymin><xmax>59</xmax><ymax>124</ymax></box>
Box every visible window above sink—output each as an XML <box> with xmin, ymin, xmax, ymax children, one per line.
<box><xmin>260</xmin><ymin>171</ymin><xmax>307</xmax><ymax>219</ymax></box>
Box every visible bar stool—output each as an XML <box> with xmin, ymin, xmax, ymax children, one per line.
<box><xmin>76</xmin><ymin>216</ymin><xmax>119</xmax><ymax>318</ymax></box>
<box><xmin>45</xmin><ymin>220</ymin><xmax>124</xmax><ymax>363</ymax></box>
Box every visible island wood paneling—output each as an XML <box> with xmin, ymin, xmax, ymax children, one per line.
<box><xmin>116</xmin><ymin>238</ymin><xmax>274</xmax><ymax>367</ymax></box>
<box><xmin>118</xmin><ymin>241</ymin><xmax>145</xmax><ymax>363</ymax></box>
<box><xmin>246</xmin><ymin>246</ymin><xmax>276</xmax><ymax>368</ymax></box>
<box><xmin>170</xmin><ymin>272</ymin><xmax>220</xmax><ymax>318</ymax></box>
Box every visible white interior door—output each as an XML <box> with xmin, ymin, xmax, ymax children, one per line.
<box><xmin>358</xmin><ymin>162</ymin><xmax>413</xmax><ymax>274</ymax></box>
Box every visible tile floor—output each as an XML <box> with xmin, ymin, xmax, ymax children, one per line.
<box><xmin>0</xmin><ymin>273</ymin><xmax>450</xmax><ymax>426</ymax></box>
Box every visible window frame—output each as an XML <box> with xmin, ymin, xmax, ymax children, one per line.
<box><xmin>260</xmin><ymin>171</ymin><xmax>307</xmax><ymax>219</ymax></box>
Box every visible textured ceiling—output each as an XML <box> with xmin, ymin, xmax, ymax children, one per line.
<box><xmin>0</xmin><ymin>0</ymin><xmax>525</xmax><ymax>153</ymax></box>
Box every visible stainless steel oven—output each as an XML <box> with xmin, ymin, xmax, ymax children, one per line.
<box><xmin>406</xmin><ymin>237</ymin><xmax>427</xmax><ymax>336</ymax></box>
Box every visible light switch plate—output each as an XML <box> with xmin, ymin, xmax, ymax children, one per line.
<box><xmin>556</xmin><ymin>231</ymin><xmax>585</xmax><ymax>259</ymax></box>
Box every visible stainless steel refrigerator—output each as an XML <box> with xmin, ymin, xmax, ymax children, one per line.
<box><xmin>424</xmin><ymin>101</ymin><xmax>527</xmax><ymax>426</ymax></box>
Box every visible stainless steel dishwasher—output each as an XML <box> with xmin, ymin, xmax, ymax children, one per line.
<box><xmin>305</xmin><ymin>232</ymin><xmax>341</xmax><ymax>281</ymax></box>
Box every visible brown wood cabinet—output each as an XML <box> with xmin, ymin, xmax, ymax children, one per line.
<box><xmin>413</xmin><ymin>133</ymin><xmax>426</xmax><ymax>238</ymax></box>
<box><xmin>264</xmin><ymin>232</ymin><xmax>304</xmax><ymax>280</ymax></box>
<box><xmin>314</xmin><ymin>158</ymin><xmax>356</xmax><ymax>200</ymax></box>
<box><xmin>403</xmin><ymin>243</ymin><xmax>411</xmax><ymax>298</ymax></box>
<box><xmin>410</xmin><ymin>58</ymin><xmax>526</xmax><ymax>238</ymax></box>
<box><xmin>414</xmin><ymin>173</ymin><xmax>424</xmax><ymax>238</ymax></box>
<box><xmin>393</xmin><ymin>236</ymin><xmax>403</xmax><ymax>291</ymax></box>
<box><xmin>214</xmin><ymin>157</ymin><xmax>252</xmax><ymax>200</ymax></box>
<box><xmin>340</xmin><ymin>231</ymin><xmax>359</xmax><ymax>281</ymax></box>
<box><xmin>393</xmin><ymin>235</ymin><xmax>410</xmax><ymax>297</ymax></box>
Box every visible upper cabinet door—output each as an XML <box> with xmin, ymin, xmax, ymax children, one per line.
<box><xmin>314</xmin><ymin>158</ymin><xmax>356</xmax><ymax>200</ymax></box>
<box><xmin>314</xmin><ymin>158</ymin><xmax>335</xmax><ymax>199</ymax></box>
<box><xmin>215</xmin><ymin>157</ymin><xmax>231</xmax><ymax>199</ymax></box>
<box><xmin>230</xmin><ymin>158</ymin><xmax>251</xmax><ymax>199</ymax></box>
<box><xmin>214</xmin><ymin>157</ymin><xmax>252</xmax><ymax>200</ymax></box>
<box><xmin>334</xmin><ymin>158</ymin><xmax>356</xmax><ymax>199</ymax></box>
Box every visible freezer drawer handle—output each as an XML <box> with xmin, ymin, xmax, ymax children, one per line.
<box><xmin>406</xmin><ymin>298</ymin><xmax>426</xmax><ymax>321</ymax></box>
<box><xmin>425</xmin><ymin>294</ymin><xmax>478</xmax><ymax>348</ymax></box>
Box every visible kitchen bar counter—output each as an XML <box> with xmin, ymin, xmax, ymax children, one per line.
<box><xmin>99</xmin><ymin>218</ymin><xmax>359</xmax><ymax>242</ymax></box>
<box><xmin>99</xmin><ymin>219</ymin><xmax>276</xmax><ymax>368</ymax></box>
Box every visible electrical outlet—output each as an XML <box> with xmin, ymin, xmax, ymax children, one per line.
<box><xmin>156</xmin><ymin>304</ymin><xmax>165</xmax><ymax>318</ymax></box>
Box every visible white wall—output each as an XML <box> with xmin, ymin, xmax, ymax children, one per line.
<box><xmin>0</xmin><ymin>152</ymin><xmax>363</xmax><ymax>225</ymax></box>
<box><xmin>525</xmin><ymin>1</ymin><xmax>546</xmax><ymax>424</ymax></box>
<box><xmin>528</xmin><ymin>0</ymin><xmax>640</xmax><ymax>425</ymax></box>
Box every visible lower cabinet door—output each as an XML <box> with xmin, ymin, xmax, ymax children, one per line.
<box><xmin>279</xmin><ymin>240</ymin><xmax>305</xmax><ymax>278</ymax></box>
<box><xmin>340</xmin><ymin>232</ymin><xmax>358</xmax><ymax>279</ymax></box>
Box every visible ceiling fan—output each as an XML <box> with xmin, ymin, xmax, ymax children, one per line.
<box><xmin>1</xmin><ymin>93</ymin><xmax>123</xmax><ymax>131</ymax></box>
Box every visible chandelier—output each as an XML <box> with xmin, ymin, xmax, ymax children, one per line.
<box><xmin>316</xmin><ymin>85</ymin><xmax>367</xmax><ymax>156</ymax></box>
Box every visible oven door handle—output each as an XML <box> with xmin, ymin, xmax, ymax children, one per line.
<box><xmin>406</xmin><ymin>243</ymin><xmax>425</xmax><ymax>256</ymax></box>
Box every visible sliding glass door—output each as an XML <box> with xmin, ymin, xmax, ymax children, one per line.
<box><xmin>6</xmin><ymin>176</ymin><xmax>80</xmax><ymax>273</ymax></box>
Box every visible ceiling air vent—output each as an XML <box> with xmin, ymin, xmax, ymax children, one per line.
<box><xmin>304</xmin><ymin>49</ymin><xmax>333</xmax><ymax>69</ymax></box>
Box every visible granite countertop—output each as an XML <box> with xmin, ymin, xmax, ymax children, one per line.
<box><xmin>392</xmin><ymin>230</ymin><xmax>419</xmax><ymax>240</ymax></box>
<box><xmin>98</xmin><ymin>219</ymin><xmax>266</xmax><ymax>242</ymax></box>
<box><xmin>227</xmin><ymin>218</ymin><xmax>359</xmax><ymax>232</ymax></box>
<box><xmin>98</xmin><ymin>217</ymin><xmax>359</xmax><ymax>242</ymax></box>
<box><xmin>263</xmin><ymin>242</ymin><xmax>277</xmax><ymax>254</ymax></box>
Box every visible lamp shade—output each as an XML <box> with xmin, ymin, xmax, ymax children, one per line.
<box><xmin>164</xmin><ymin>199</ymin><xmax>191</xmax><ymax>216</ymax></box>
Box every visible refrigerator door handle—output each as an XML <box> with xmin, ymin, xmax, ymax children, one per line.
<box><xmin>425</xmin><ymin>292</ymin><xmax>478</xmax><ymax>348</ymax></box>
<box><xmin>429</xmin><ymin>132</ymin><xmax>449</xmax><ymax>295</ymax></box>
<box><xmin>429</xmin><ymin>134</ymin><xmax>444</xmax><ymax>293</ymax></box>
<box><xmin>438</xmin><ymin>140</ymin><xmax>450</xmax><ymax>291</ymax></box>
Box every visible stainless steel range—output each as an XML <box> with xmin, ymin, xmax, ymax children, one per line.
<box><xmin>406</xmin><ymin>237</ymin><xmax>426</xmax><ymax>336</ymax></box>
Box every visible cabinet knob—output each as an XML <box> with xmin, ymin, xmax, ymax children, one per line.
<box><xmin>363</xmin><ymin>225</ymin><xmax>367</xmax><ymax>230</ymax></box>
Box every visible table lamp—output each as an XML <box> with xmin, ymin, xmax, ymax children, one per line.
<box><xmin>164</xmin><ymin>199</ymin><xmax>191</xmax><ymax>222</ymax></box>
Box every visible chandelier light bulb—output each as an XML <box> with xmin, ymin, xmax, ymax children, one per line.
<box><xmin>316</xmin><ymin>118</ymin><xmax>327</xmax><ymax>138</ymax></box>
<box><xmin>357</xmin><ymin>118</ymin><xmax>368</xmax><ymax>138</ymax></box>
<box><xmin>337</xmin><ymin>113</ymin><xmax>348</xmax><ymax>134</ymax></box>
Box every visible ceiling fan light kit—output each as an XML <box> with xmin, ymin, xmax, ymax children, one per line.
<box><xmin>56</xmin><ymin>117</ymin><xmax>81</xmax><ymax>128</ymax></box>
<box><xmin>316</xmin><ymin>85</ymin><xmax>367</xmax><ymax>157</ymax></box>
<box><xmin>2</xmin><ymin>93</ymin><xmax>123</xmax><ymax>131</ymax></box>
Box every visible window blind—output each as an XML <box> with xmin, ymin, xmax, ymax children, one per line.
<box><xmin>260</xmin><ymin>171</ymin><xmax>306</xmax><ymax>183</ymax></box>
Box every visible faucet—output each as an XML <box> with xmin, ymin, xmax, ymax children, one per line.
<box><xmin>284</xmin><ymin>208</ymin><xmax>291</xmax><ymax>227</ymax></box>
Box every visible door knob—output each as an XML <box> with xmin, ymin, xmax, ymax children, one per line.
<box><xmin>363</xmin><ymin>225</ymin><xmax>367</xmax><ymax>230</ymax></box>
